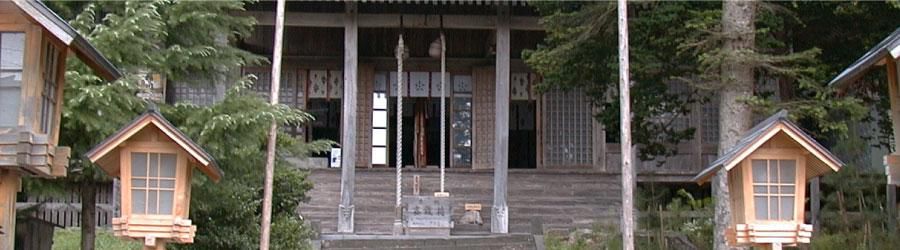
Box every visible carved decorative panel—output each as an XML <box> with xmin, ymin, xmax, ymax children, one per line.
<box><xmin>409</xmin><ymin>72</ymin><xmax>430</xmax><ymax>97</ymax></box>
<box><xmin>328</xmin><ymin>70</ymin><xmax>343</xmax><ymax>99</ymax></box>
<box><xmin>309</xmin><ymin>70</ymin><xmax>328</xmax><ymax>98</ymax></box>
<box><xmin>430</xmin><ymin>72</ymin><xmax>449</xmax><ymax>97</ymax></box>
<box><xmin>511</xmin><ymin>73</ymin><xmax>529</xmax><ymax>100</ymax></box>
<box><xmin>389</xmin><ymin>71</ymin><xmax>408</xmax><ymax>97</ymax></box>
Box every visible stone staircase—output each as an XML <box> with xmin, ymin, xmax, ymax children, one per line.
<box><xmin>299</xmin><ymin>168</ymin><xmax>622</xmax><ymax>235</ymax></box>
<box><xmin>318</xmin><ymin>234</ymin><xmax>538</xmax><ymax>250</ymax></box>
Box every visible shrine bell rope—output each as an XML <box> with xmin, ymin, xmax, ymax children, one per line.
<box><xmin>395</xmin><ymin>33</ymin><xmax>404</xmax><ymax>208</ymax></box>
<box><xmin>439</xmin><ymin>32</ymin><xmax>447</xmax><ymax>193</ymax></box>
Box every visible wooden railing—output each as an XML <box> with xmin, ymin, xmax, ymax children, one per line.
<box><xmin>16</xmin><ymin>182</ymin><xmax>115</xmax><ymax>228</ymax></box>
<box><xmin>603</xmin><ymin>143</ymin><xmax>717</xmax><ymax>181</ymax></box>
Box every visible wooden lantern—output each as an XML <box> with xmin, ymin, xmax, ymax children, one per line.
<box><xmin>86</xmin><ymin>110</ymin><xmax>222</xmax><ymax>249</ymax></box>
<box><xmin>693</xmin><ymin>110</ymin><xmax>843</xmax><ymax>250</ymax></box>
<box><xmin>0</xmin><ymin>1</ymin><xmax>121</xmax><ymax>248</ymax></box>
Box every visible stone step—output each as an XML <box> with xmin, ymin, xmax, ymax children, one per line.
<box><xmin>302</xmin><ymin>169</ymin><xmax>622</xmax><ymax>235</ymax></box>
<box><xmin>320</xmin><ymin>234</ymin><xmax>537</xmax><ymax>250</ymax></box>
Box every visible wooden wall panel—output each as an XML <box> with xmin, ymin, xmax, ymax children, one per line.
<box><xmin>472</xmin><ymin>67</ymin><xmax>495</xmax><ymax>169</ymax></box>
<box><xmin>356</xmin><ymin>64</ymin><xmax>374</xmax><ymax>167</ymax></box>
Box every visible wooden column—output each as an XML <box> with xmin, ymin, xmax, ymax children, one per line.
<box><xmin>887</xmin><ymin>57</ymin><xmax>899</xmax><ymax>231</ymax></box>
<box><xmin>491</xmin><ymin>6</ymin><xmax>510</xmax><ymax>234</ymax></box>
<box><xmin>810</xmin><ymin>177</ymin><xmax>821</xmax><ymax>233</ymax></box>
<box><xmin>0</xmin><ymin>171</ymin><xmax>19</xmax><ymax>250</ymax></box>
<box><xmin>337</xmin><ymin>2</ymin><xmax>358</xmax><ymax>234</ymax></box>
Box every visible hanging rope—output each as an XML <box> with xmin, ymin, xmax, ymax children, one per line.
<box><xmin>395</xmin><ymin>34</ymin><xmax>405</xmax><ymax>208</ymax></box>
<box><xmin>439</xmin><ymin>31</ymin><xmax>446</xmax><ymax>194</ymax></box>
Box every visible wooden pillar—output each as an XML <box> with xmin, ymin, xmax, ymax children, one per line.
<box><xmin>491</xmin><ymin>5</ymin><xmax>511</xmax><ymax>234</ymax></box>
<box><xmin>0</xmin><ymin>171</ymin><xmax>19</xmax><ymax>250</ymax></box>
<box><xmin>592</xmin><ymin>106</ymin><xmax>606</xmax><ymax>171</ymax></box>
<box><xmin>337</xmin><ymin>2</ymin><xmax>358</xmax><ymax>234</ymax></box>
<box><xmin>810</xmin><ymin>177</ymin><xmax>821</xmax><ymax>233</ymax></box>
<box><xmin>886</xmin><ymin>58</ymin><xmax>899</xmax><ymax>232</ymax></box>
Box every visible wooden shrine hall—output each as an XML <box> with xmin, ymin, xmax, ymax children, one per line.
<box><xmin>168</xmin><ymin>1</ymin><xmax>723</xmax><ymax>236</ymax></box>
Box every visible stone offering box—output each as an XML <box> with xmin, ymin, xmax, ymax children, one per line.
<box><xmin>404</xmin><ymin>196</ymin><xmax>453</xmax><ymax>235</ymax></box>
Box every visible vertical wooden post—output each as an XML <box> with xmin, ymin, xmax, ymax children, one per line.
<box><xmin>886</xmin><ymin>58</ymin><xmax>899</xmax><ymax>232</ymax></box>
<box><xmin>338</xmin><ymin>2</ymin><xmax>358</xmax><ymax>234</ymax></box>
<box><xmin>260</xmin><ymin>0</ymin><xmax>285</xmax><ymax>248</ymax></box>
<box><xmin>491</xmin><ymin>5</ymin><xmax>511</xmax><ymax>234</ymax></box>
<box><xmin>0</xmin><ymin>171</ymin><xmax>20</xmax><ymax>250</ymax></box>
<box><xmin>617</xmin><ymin>0</ymin><xmax>635</xmax><ymax>249</ymax></box>
<box><xmin>810</xmin><ymin>177</ymin><xmax>821</xmax><ymax>233</ymax></box>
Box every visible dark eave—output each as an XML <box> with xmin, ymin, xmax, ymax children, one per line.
<box><xmin>829</xmin><ymin>26</ymin><xmax>900</xmax><ymax>89</ymax></box>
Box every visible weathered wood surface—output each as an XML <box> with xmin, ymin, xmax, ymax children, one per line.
<box><xmin>16</xmin><ymin>182</ymin><xmax>115</xmax><ymax>228</ymax></box>
<box><xmin>301</xmin><ymin>168</ymin><xmax>622</xmax><ymax>235</ymax></box>
<box><xmin>491</xmin><ymin>6</ymin><xmax>510</xmax><ymax>234</ymax></box>
<box><xmin>338</xmin><ymin>2</ymin><xmax>359</xmax><ymax>234</ymax></box>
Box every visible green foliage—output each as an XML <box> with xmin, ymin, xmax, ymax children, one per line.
<box><xmin>544</xmin><ymin>224</ymin><xmax>656</xmax><ymax>250</ymax></box>
<box><xmin>52</xmin><ymin>228</ymin><xmax>141</xmax><ymax>250</ymax></box>
<box><xmin>637</xmin><ymin>186</ymin><xmax>713</xmax><ymax>249</ymax></box>
<box><xmin>25</xmin><ymin>1</ymin><xmax>325</xmax><ymax>248</ymax></box>
<box><xmin>525</xmin><ymin>2</ymin><xmax>712</xmax><ymax>161</ymax></box>
<box><xmin>164</xmin><ymin>80</ymin><xmax>328</xmax><ymax>250</ymax></box>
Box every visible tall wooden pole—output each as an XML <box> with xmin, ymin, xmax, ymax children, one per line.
<box><xmin>491</xmin><ymin>5</ymin><xmax>511</xmax><ymax>234</ymax></box>
<box><xmin>338</xmin><ymin>2</ymin><xmax>359</xmax><ymax>234</ymax></box>
<box><xmin>617</xmin><ymin>0</ymin><xmax>635</xmax><ymax>249</ymax></box>
<box><xmin>259</xmin><ymin>0</ymin><xmax>285</xmax><ymax>248</ymax></box>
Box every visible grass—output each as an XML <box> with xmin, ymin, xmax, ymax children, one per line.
<box><xmin>52</xmin><ymin>228</ymin><xmax>142</xmax><ymax>250</ymax></box>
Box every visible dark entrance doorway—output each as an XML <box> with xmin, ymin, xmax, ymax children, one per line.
<box><xmin>509</xmin><ymin>100</ymin><xmax>536</xmax><ymax>168</ymax></box>
<box><xmin>388</xmin><ymin>97</ymin><xmax>447</xmax><ymax>168</ymax></box>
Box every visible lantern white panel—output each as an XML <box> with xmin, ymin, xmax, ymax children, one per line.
<box><xmin>309</xmin><ymin>70</ymin><xmax>328</xmax><ymax>98</ymax></box>
<box><xmin>328</xmin><ymin>70</ymin><xmax>343</xmax><ymax>99</ymax></box>
<box><xmin>511</xmin><ymin>73</ymin><xmax>529</xmax><ymax>100</ymax></box>
<box><xmin>389</xmin><ymin>71</ymin><xmax>408</xmax><ymax>97</ymax></box>
<box><xmin>372</xmin><ymin>129</ymin><xmax>387</xmax><ymax>146</ymax></box>
<box><xmin>409</xmin><ymin>72</ymin><xmax>430</xmax><ymax>97</ymax></box>
<box><xmin>372</xmin><ymin>147</ymin><xmax>388</xmax><ymax>165</ymax></box>
<box><xmin>373</xmin><ymin>110</ymin><xmax>388</xmax><ymax>127</ymax></box>
<box><xmin>453</xmin><ymin>75</ymin><xmax>473</xmax><ymax>93</ymax></box>
<box><xmin>373</xmin><ymin>93</ymin><xmax>388</xmax><ymax>110</ymax></box>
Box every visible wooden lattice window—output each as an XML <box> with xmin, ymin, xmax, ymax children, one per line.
<box><xmin>542</xmin><ymin>89</ymin><xmax>593</xmax><ymax>166</ymax></box>
<box><xmin>751</xmin><ymin>159</ymin><xmax>796</xmax><ymax>221</ymax></box>
<box><xmin>40</xmin><ymin>39</ymin><xmax>60</xmax><ymax>133</ymax></box>
<box><xmin>130</xmin><ymin>152</ymin><xmax>177</xmax><ymax>215</ymax></box>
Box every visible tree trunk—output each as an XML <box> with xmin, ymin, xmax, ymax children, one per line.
<box><xmin>716</xmin><ymin>1</ymin><xmax>757</xmax><ymax>249</ymax></box>
<box><xmin>81</xmin><ymin>183</ymin><xmax>96</xmax><ymax>250</ymax></box>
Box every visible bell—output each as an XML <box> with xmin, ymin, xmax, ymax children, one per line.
<box><xmin>429</xmin><ymin>37</ymin><xmax>442</xmax><ymax>59</ymax></box>
<box><xmin>395</xmin><ymin>42</ymin><xmax>410</xmax><ymax>59</ymax></box>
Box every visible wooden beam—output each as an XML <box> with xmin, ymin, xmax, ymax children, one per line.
<box><xmin>0</xmin><ymin>170</ymin><xmax>20</xmax><ymax>249</ymax></box>
<box><xmin>491</xmin><ymin>6</ymin><xmax>510</xmax><ymax>234</ymax></box>
<box><xmin>241</xmin><ymin>11</ymin><xmax>544</xmax><ymax>31</ymax></box>
<box><xmin>337</xmin><ymin>2</ymin><xmax>358</xmax><ymax>234</ymax></box>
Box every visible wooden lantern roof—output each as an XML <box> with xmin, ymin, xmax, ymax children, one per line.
<box><xmin>10</xmin><ymin>0</ymin><xmax>122</xmax><ymax>80</ymax></box>
<box><xmin>85</xmin><ymin>110</ymin><xmax>223</xmax><ymax>182</ymax></box>
<box><xmin>692</xmin><ymin>110</ymin><xmax>843</xmax><ymax>184</ymax></box>
<box><xmin>829</xmin><ymin>26</ymin><xmax>900</xmax><ymax>89</ymax></box>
